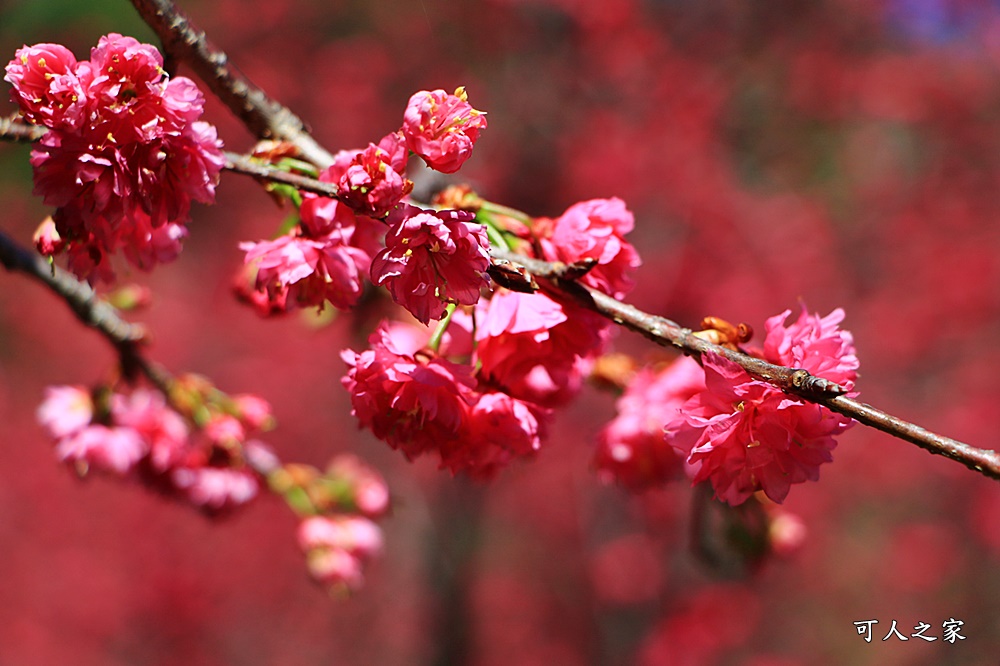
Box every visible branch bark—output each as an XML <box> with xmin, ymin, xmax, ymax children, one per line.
<box><xmin>489</xmin><ymin>247</ymin><xmax>1000</xmax><ymax>481</ymax></box>
<box><xmin>0</xmin><ymin>229</ymin><xmax>172</xmax><ymax>395</ymax></box>
<box><xmin>127</xmin><ymin>0</ymin><xmax>336</xmax><ymax>168</ymax></box>
<box><xmin>2</xmin><ymin>3</ymin><xmax>997</xmax><ymax>484</ymax></box>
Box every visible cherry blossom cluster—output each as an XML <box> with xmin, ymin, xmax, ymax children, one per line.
<box><xmin>342</xmin><ymin>195</ymin><xmax>641</xmax><ymax>478</ymax></box>
<box><xmin>5</xmin><ymin>34</ymin><xmax>225</xmax><ymax>282</ymax></box>
<box><xmin>239</xmin><ymin>88</ymin><xmax>489</xmax><ymax>319</ymax></box>
<box><xmin>269</xmin><ymin>455</ymin><xmax>390</xmax><ymax>592</ymax></box>
<box><xmin>596</xmin><ymin>307</ymin><xmax>859</xmax><ymax>505</ymax></box>
<box><xmin>36</xmin><ymin>382</ymin><xmax>275</xmax><ymax>513</ymax></box>
<box><xmin>240</xmin><ymin>85</ymin><xmax>643</xmax><ymax>478</ymax></box>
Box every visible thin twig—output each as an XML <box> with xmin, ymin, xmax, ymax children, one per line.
<box><xmin>0</xmin><ymin>229</ymin><xmax>283</xmax><ymax>477</ymax></box>
<box><xmin>224</xmin><ymin>151</ymin><xmax>339</xmax><ymax>198</ymax></box>
<box><xmin>3</xmin><ymin>6</ymin><xmax>996</xmax><ymax>484</ymax></box>
<box><xmin>0</xmin><ymin>114</ymin><xmax>47</xmax><ymax>143</ymax></box>
<box><xmin>0</xmin><ymin>229</ymin><xmax>173</xmax><ymax>395</ymax></box>
<box><xmin>490</xmin><ymin>247</ymin><xmax>1000</xmax><ymax>481</ymax></box>
<box><xmin>126</xmin><ymin>0</ymin><xmax>335</xmax><ymax>168</ymax></box>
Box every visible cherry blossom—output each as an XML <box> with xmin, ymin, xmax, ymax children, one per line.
<box><xmin>370</xmin><ymin>204</ymin><xmax>491</xmax><ymax>324</ymax></box>
<box><xmin>534</xmin><ymin>197</ymin><xmax>641</xmax><ymax>298</ymax></box>
<box><xmin>763</xmin><ymin>306</ymin><xmax>859</xmax><ymax>389</ymax></box>
<box><xmin>241</xmin><ymin>196</ymin><xmax>382</xmax><ymax>313</ymax></box>
<box><xmin>443</xmin><ymin>391</ymin><xmax>547</xmax><ymax>479</ymax></box>
<box><xmin>298</xmin><ymin>515</ymin><xmax>384</xmax><ymax>591</ymax></box>
<box><xmin>474</xmin><ymin>290</ymin><xmax>608</xmax><ymax>407</ymax></box>
<box><xmin>322</xmin><ymin>131</ymin><xmax>412</xmax><ymax>218</ymax></box>
<box><xmin>5</xmin><ymin>34</ymin><xmax>225</xmax><ymax>282</ymax></box>
<box><xmin>402</xmin><ymin>87</ymin><xmax>488</xmax><ymax>173</ymax></box>
<box><xmin>595</xmin><ymin>356</ymin><xmax>704</xmax><ymax>490</ymax></box>
<box><xmin>341</xmin><ymin>323</ymin><xmax>476</xmax><ymax>460</ymax></box>
<box><xmin>667</xmin><ymin>353</ymin><xmax>854</xmax><ymax>505</ymax></box>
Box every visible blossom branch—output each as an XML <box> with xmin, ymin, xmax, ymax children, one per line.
<box><xmin>224</xmin><ymin>151</ymin><xmax>339</xmax><ymax>197</ymax></box>
<box><xmin>2</xmin><ymin>17</ymin><xmax>994</xmax><ymax>485</ymax></box>
<box><xmin>0</xmin><ymin>114</ymin><xmax>47</xmax><ymax>143</ymax></box>
<box><xmin>126</xmin><ymin>0</ymin><xmax>336</xmax><ymax>168</ymax></box>
<box><xmin>490</xmin><ymin>246</ymin><xmax>1000</xmax><ymax>482</ymax></box>
<box><xmin>0</xmin><ymin>228</ymin><xmax>295</xmax><ymax>481</ymax></box>
<box><xmin>0</xmin><ymin>228</ymin><xmax>172</xmax><ymax>394</ymax></box>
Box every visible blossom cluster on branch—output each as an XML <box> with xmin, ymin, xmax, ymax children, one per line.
<box><xmin>2</xmin><ymin>22</ymin><xmax>945</xmax><ymax>598</ymax></box>
<box><xmin>37</xmin><ymin>381</ymin><xmax>274</xmax><ymax>512</ymax></box>
<box><xmin>5</xmin><ymin>34</ymin><xmax>225</xmax><ymax>282</ymax></box>
<box><xmin>597</xmin><ymin>308</ymin><xmax>859</xmax><ymax>505</ymax></box>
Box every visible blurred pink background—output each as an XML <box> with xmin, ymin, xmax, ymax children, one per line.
<box><xmin>1</xmin><ymin>0</ymin><xmax>999</xmax><ymax>663</ymax></box>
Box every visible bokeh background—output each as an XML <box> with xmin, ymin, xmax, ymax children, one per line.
<box><xmin>2</xmin><ymin>0</ymin><xmax>999</xmax><ymax>664</ymax></box>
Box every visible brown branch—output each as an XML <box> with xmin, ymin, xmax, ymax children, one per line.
<box><xmin>490</xmin><ymin>247</ymin><xmax>1000</xmax><ymax>482</ymax></box>
<box><xmin>0</xmin><ymin>229</ymin><xmax>173</xmax><ymax>395</ymax></box>
<box><xmin>126</xmin><ymin>0</ymin><xmax>335</xmax><ymax>168</ymax></box>
<box><xmin>224</xmin><ymin>151</ymin><xmax>339</xmax><ymax>198</ymax></box>
<box><xmin>0</xmin><ymin>114</ymin><xmax>47</xmax><ymax>143</ymax></box>
<box><xmin>0</xmin><ymin>229</ymin><xmax>285</xmax><ymax>477</ymax></box>
<box><xmin>2</xmin><ymin>11</ymin><xmax>995</xmax><ymax>484</ymax></box>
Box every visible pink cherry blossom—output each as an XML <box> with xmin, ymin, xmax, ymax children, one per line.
<box><xmin>4</xmin><ymin>43</ymin><xmax>89</xmax><ymax>130</ymax></box>
<box><xmin>56</xmin><ymin>424</ymin><xmax>148</xmax><ymax>475</ymax></box>
<box><xmin>7</xmin><ymin>34</ymin><xmax>224</xmax><ymax>283</ymax></box>
<box><xmin>37</xmin><ymin>385</ymin><xmax>93</xmax><ymax>439</ymax></box>
<box><xmin>241</xmin><ymin>195</ymin><xmax>383</xmax><ymax>314</ymax></box>
<box><xmin>111</xmin><ymin>388</ymin><xmax>189</xmax><ymax>472</ymax></box>
<box><xmin>325</xmin><ymin>454</ymin><xmax>391</xmax><ymax>518</ymax></box>
<box><xmin>170</xmin><ymin>466</ymin><xmax>260</xmax><ymax>511</ymax></box>
<box><xmin>241</xmin><ymin>231</ymin><xmax>372</xmax><ymax>312</ymax></box>
<box><xmin>299</xmin><ymin>515</ymin><xmax>384</xmax><ymax>558</ymax></box>
<box><xmin>595</xmin><ymin>356</ymin><xmax>705</xmax><ymax>490</ymax></box>
<box><xmin>443</xmin><ymin>391</ymin><xmax>548</xmax><ymax>479</ymax></box>
<box><xmin>233</xmin><ymin>394</ymin><xmax>275</xmax><ymax>431</ymax></box>
<box><xmin>666</xmin><ymin>353</ymin><xmax>854</xmax><ymax>505</ymax></box>
<box><xmin>474</xmin><ymin>290</ymin><xmax>608</xmax><ymax>407</ymax></box>
<box><xmin>534</xmin><ymin>197</ymin><xmax>641</xmax><ymax>298</ymax></box>
<box><xmin>126</xmin><ymin>122</ymin><xmax>226</xmax><ymax>227</ymax></box>
<box><xmin>341</xmin><ymin>323</ymin><xmax>476</xmax><ymax>460</ymax></box>
<box><xmin>402</xmin><ymin>87</ymin><xmax>488</xmax><ymax>173</ymax></box>
<box><xmin>298</xmin><ymin>515</ymin><xmax>384</xmax><ymax>591</ymax></box>
<box><xmin>322</xmin><ymin>131</ymin><xmax>412</xmax><ymax>218</ymax></box>
<box><xmin>370</xmin><ymin>204</ymin><xmax>491</xmax><ymax>324</ymax></box>
<box><xmin>763</xmin><ymin>306</ymin><xmax>859</xmax><ymax>389</ymax></box>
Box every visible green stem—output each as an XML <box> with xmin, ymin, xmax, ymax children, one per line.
<box><xmin>483</xmin><ymin>221</ymin><xmax>512</xmax><ymax>252</ymax></box>
<box><xmin>428</xmin><ymin>303</ymin><xmax>457</xmax><ymax>353</ymax></box>
<box><xmin>479</xmin><ymin>200</ymin><xmax>534</xmax><ymax>226</ymax></box>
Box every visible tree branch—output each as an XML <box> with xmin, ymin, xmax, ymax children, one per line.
<box><xmin>0</xmin><ymin>114</ymin><xmax>47</xmax><ymax>143</ymax></box>
<box><xmin>224</xmin><ymin>151</ymin><xmax>339</xmax><ymax>198</ymax></box>
<box><xmin>2</xmin><ymin>7</ymin><xmax>995</xmax><ymax>484</ymax></box>
<box><xmin>489</xmin><ymin>247</ymin><xmax>1000</xmax><ymax>481</ymax></box>
<box><xmin>126</xmin><ymin>0</ymin><xmax>336</xmax><ymax>168</ymax></box>
<box><xmin>0</xmin><ymin>229</ymin><xmax>173</xmax><ymax>395</ymax></box>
